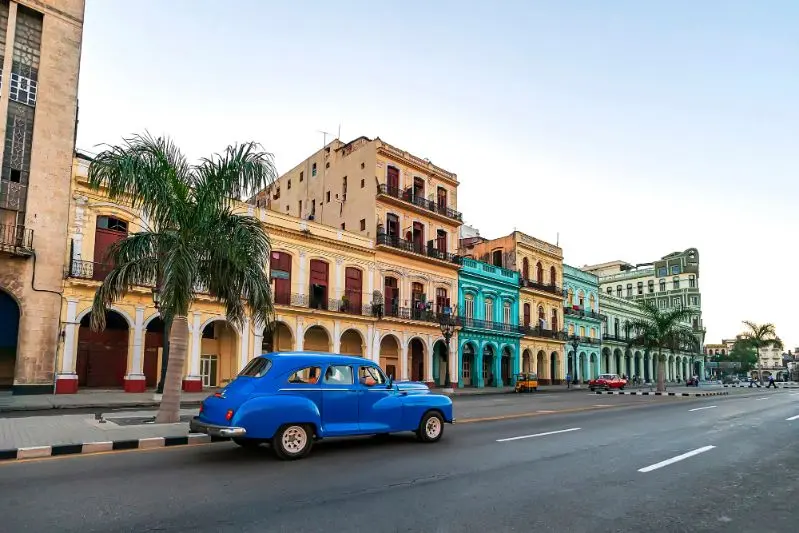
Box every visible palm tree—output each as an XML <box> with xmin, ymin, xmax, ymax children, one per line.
<box><xmin>629</xmin><ymin>301</ymin><xmax>695</xmax><ymax>392</ymax></box>
<box><xmin>740</xmin><ymin>321</ymin><xmax>783</xmax><ymax>384</ymax></box>
<box><xmin>88</xmin><ymin>134</ymin><xmax>277</xmax><ymax>423</ymax></box>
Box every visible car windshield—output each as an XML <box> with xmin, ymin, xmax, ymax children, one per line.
<box><xmin>238</xmin><ymin>357</ymin><xmax>272</xmax><ymax>378</ymax></box>
<box><xmin>598</xmin><ymin>374</ymin><xmax>614</xmax><ymax>380</ymax></box>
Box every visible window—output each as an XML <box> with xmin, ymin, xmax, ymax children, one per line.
<box><xmin>437</xmin><ymin>186</ymin><xmax>447</xmax><ymax>210</ymax></box>
<box><xmin>536</xmin><ymin>262</ymin><xmax>544</xmax><ymax>283</ymax></box>
<box><xmin>287</xmin><ymin>179</ymin><xmax>291</xmax><ymax>190</ymax></box>
<box><xmin>616</xmin><ymin>285</ymin><xmax>622</xmax><ymax>297</ymax></box>
<box><xmin>578</xmin><ymin>290</ymin><xmax>584</xmax><ymax>307</ymax></box>
<box><xmin>522</xmin><ymin>257</ymin><xmax>530</xmax><ymax>280</ymax></box>
<box><xmin>298</xmin><ymin>201</ymin><xmax>302</xmax><ymax>216</ymax></box>
<box><xmin>637</xmin><ymin>282</ymin><xmax>643</xmax><ymax>295</ymax></box>
<box><xmin>568</xmin><ymin>324</ymin><xmax>574</xmax><ymax>336</ymax></box>
<box><xmin>550</xmin><ymin>266</ymin><xmax>557</xmax><ymax>285</ymax></box>
<box><xmin>672</xmin><ymin>297</ymin><xmax>681</xmax><ymax>307</ymax></box>
<box><xmin>287</xmin><ymin>366</ymin><xmax>321</xmax><ymax>384</ymax></box>
<box><xmin>503</xmin><ymin>301</ymin><xmax>511</xmax><ymax>324</ymax></box>
<box><xmin>607</xmin><ymin>287</ymin><xmax>612</xmax><ymax>295</ymax></box>
<box><xmin>239</xmin><ymin>357</ymin><xmax>272</xmax><ymax>378</ymax></box>
<box><xmin>538</xmin><ymin>305</ymin><xmax>545</xmax><ymax>325</ymax></box>
<box><xmin>523</xmin><ymin>303</ymin><xmax>531</xmax><ymax>326</ymax></box>
<box><xmin>359</xmin><ymin>365</ymin><xmax>387</xmax><ymax>386</ymax></box>
<box><xmin>589</xmin><ymin>293</ymin><xmax>596</xmax><ymax>311</ymax></box>
<box><xmin>567</xmin><ymin>288</ymin><xmax>574</xmax><ymax>306</ymax></box>
<box><xmin>492</xmin><ymin>249</ymin><xmax>503</xmax><ymax>267</ymax></box>
<box><xmin>300</xmin><ymin>171</ymin><xmax>304</xmax><ymax>182</ymax></box>
<box><xmin>326</xmin><ymin>191</ymin><xmax>331</xmax><ymax>203</ymax></box>
<box><xmin>659</xmin><ymin>299</ymin><xmax>666</xmax><ymax>309</ymax></box>
<box><xmin>342</xmin><ymin>176</ymin><xmax>347</xmax><ymax>201</ymax></box>
<box><xmin>551</xmin><ymin>309</ymin><xmax>558</xmax><ymax>331</ymax></box>
<box><xmin>590</xmin><ymin>328</ymin><xmax>596</xmax><ymax>338</ymax></box>
<box><xmin>671</xmin><ymin>265</ymin><xmax>680</xmax><ymax>275</ymax></box>
<box><xmin>97</xmin><ymin>216</ymin><xmax>128</xmax><ymax>232</ymax></box>
<box><xmin>485</xmin><ymin>299</ymin><xmax>494</xmax><ymax>324</ymax></box>
<box><xmin>361</xmin><ymin>178</ymin><xmax>365</xmax><ymax>188</ymax></box>
<box><xmin>341</xmin><ymin>223</ymin><xmax>346</xmax><ymax>230</ymax></box>
<box><xmin>673</xmin><ymin>277</ymin><xmax>680</xmax><ymax>290</ymax></box>
<box><xmin>648</xmin><ymin>280</ymin><xmax>654</xmax><ymax>293</ymax></box>
<box><xmin>360</xmin><ymin>219</ymin><xmax>366</xmax><ymax>231</ymax></box>
<box><xmin>626</xmin><ymin>284</ymin><xmax>633</xmax><ymax>297</ymax></box>
<box><xmin>273</xmin><ymin>186</ymin><xmax>280</xmax><ymax>200</ymax></box>
<box><xmin>689</xmin><ymin>275</ymin><xmax>696</xmax><ymax>288</ymax></box>
<box><xmin>580</xmin><ymin>326</ymin><xmax>585</xmax><ymax>337</ymax></box>
<box><xmin>657</xmin><ymin>267</ymin><xmax>667</xmax><ymax>277</ymax></box>
<box><xmin>464</xmin><ymin>294</ymin><xmax>474</xmax><ymax>319</ymax></box>
<box><xmin>312</xmin><ymin>163</ymin><xmax>317</xmax><ymax>177</ymax></box>
<box><xmin>659</xmin><ymin>279</ymin><xmax>666</xmax><ymax>291</ymax></box>
<box><xmin>324</xmin><ymin>365</ymin><xmax>354</xmax><ymax>385</ymax></box>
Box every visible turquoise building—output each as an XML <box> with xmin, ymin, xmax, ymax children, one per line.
<box><xmin>457</xmin><ymin>257</ymin><xmax>522</xmax><ymax>388</ymax></box>
<box><xmin>563</xmin><ymin>264</ymin><xmax>604</xmax><ymax>383</ymax></box>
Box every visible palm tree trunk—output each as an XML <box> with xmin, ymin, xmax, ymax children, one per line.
<box><xmin>656</xmin><ymin>349</ymin><xmax>666</xmax><ymax>392</ymax></box>
<box><xmin>155</xmin><ymin>315</ymin><xmax>188</xmax><ymax>424</ymax></box>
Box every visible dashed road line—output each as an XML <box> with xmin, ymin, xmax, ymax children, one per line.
<box><xmin>786</xmin><ymin>414</ymin><xmax>799</xmax><ymax>421</ymax></box>
<box><xmin>638</xmin><ymin>445</ymin><xmax>716</xmax><ymax>473</ymax></box>
<box><xmin>756</xmin><ymin>397</ymin><xmax>770</xmax><ymax>401</ymax></box>
<box><xmin>689</xmin><ymin>405</ymin><xmax>717</xmax><ymax>412</ymax></box>
<box><xmin>496</xmin><ymin>427</ymin><xmax>581</xmax><ymax>442</ymax></box>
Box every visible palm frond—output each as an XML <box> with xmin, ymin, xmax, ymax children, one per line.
<box><xmin>193</xmin><ymin>142</ymin><xmax>277</xmax><ymax>205</ymax></box>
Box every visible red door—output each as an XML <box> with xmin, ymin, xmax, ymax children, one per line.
<box><xmin>384</xmin><ymin>277</ymin><xmax>399</xmax><ymax>315</ymax></box>
<box><xmin>344</xmin><ymin>267</ymin><xmax>362</xmax><ymax>314</ymax></box>
<box><xmin>271</xmin><ymin>251</ymin><xmax>292</xmax><ymax>305</ymax></box>
<box><xmin>93</xmin><ymin>229</ymin><xmax>126</xmax><ymax>281</ymax></box>
<box><xmin>309</xmin><ymin>259</ymin><xmax>329</xmax><ymax>309</ymax></box>
<box><xmin>387</xmin><ymin>166</ymin><xmax>399</xmax><ymax>191</ymax></box>
<box><xmin>435</xmin><ymin>288</ymin><xmax>448</xmax><ymax>314</ymax></box>
<box><xmin>522</xmin><ymin>258</ymin><xmax>530</xmax><ymax>280</ymax></box>
<box><xmin>523</xmin><ymin>303</ymin><xmax>531</xmax><ymax>327</ymax></box>
<box><xmin>437</xmin><ymin>187</ymin><xmax>447</xmax><ymax>211</ymax></box>
<box><xmin>413</xmin><ymin>222</ymin><xmax>424</xmax><ymax>252</ymax></box>
<box><xmin>77</xmin><ymin>326</ymin><xmax>128</xmax><ymax>388</ymax></box>
<box><xmin>436</xmin><ymin>230</ymin><xmax>447</xmax><ymax>254</ymax></box>
<box><xmin>143</xmin><ymin>329</ymin><xmax>161</xmax><ymax>387</ymax></box>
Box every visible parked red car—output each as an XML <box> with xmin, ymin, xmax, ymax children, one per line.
<box><xmin>589</xmin><ymin>373</ymin><xmax>627</xmax><ymax>391</ymax></box>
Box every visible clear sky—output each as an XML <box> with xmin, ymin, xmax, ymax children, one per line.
<box><xmin>77</xmin><ymin>0</ymin><xmax>798</xmax><ymax>349</ymax></box>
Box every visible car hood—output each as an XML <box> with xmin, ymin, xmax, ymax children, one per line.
<box><xmin>395</xmin><ymin>381</ymin><xmax>430</xmax><ymax>394</ymax></box>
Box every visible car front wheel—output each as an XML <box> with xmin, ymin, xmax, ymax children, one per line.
<box><xmin>272</xmin><ymin>424</ymin><xmax>313</xmax><ymax>460</ymax></box>
<box><xmin>417</xmin><ymin>411</ymin><xmax>445</xmax><ymax>443</ymax></box>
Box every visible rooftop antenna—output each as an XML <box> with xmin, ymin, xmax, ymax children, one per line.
<box><xmin>338</xmin><ymin>123</ymin><xmax>341</xmax><ymax>140</ymax></box>
<box><xmin>556</xmin><ymin>232</ymin><xmax>559</xmax><ymax>246</ymax></box>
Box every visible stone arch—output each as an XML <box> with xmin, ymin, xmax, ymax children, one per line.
<box><xmin>461</xmin><ymin>340</ymin><xmax>478</xmax><ymax>387</ymax></box>
<box><xmin>263</xmin><ymin>320</ymin><xmax>294</xmax><ymax>352</ymax></box>
<box><xmin>500</xmin><ymin>344</ymin><xmax>515</xmax><ymax>386</ymax></box>
<box><xmin>408</xmin><ymin>336</ymin><xmax>427</xmax><ymax>382</ymax></box>
<box><xmin>602</xmin><ymin>347</ymin><xmax>611</xmax><ymax>374</ymax></box>
<box><xmin>303</xmin><ymin>324</ymin><xmax>332</xmax><ymax>352</ymax></box>
<box><xmin>537</xmin><ymin>350</ymin><xmax>546</xmax><ymax>380</ymax></box>
<box><xmin>613</xmin><ymin>348</ymin><xmax>623</xmax><ymax>374</ymax></box>
<box><xmin>0</xmin><ymin>289</ymin><xmax>21</xmax><ymax>390</ymax></box>
<box><xmin>550</xmin><ymin>351</ymin><xmax>560</xmax><ymax>383</ymax></box>
<box><xmin>432</xmin><ymin>339</ymin><xmax>449</xmax><ymax>387</ymax></box>
<box><xmin>579</xmin><ymin>351</ymin><xmax>588</xmax><ymax>382</ymax></box>
<box><xmin>200</xmin><ymin>318</ymin><xmax>241</xmax><ymax>387</ymax></box>
<box><xmin>339</xmin><ymin>328</ymin><xmax>365</xmax><ymax>357</ymax></box>
<box><xmin>379</xmin><ymin>333</ymin><xmax>401</xmax><ymax>379</ymax></box>
<box><xmin>482</xmin><ymin>342</ymin><xmax>497</xmax><ymax>386</ymax></box>
<box><xmin>76</xmin><ymin>305</ymin><xmax>134</xmax><ymax>330</ymax></box>
<box><xmin>522</xmin><ymin>348</ymin><xmax>533</xmax><ymax>373</ymax></box>
<box><xmin>589</xmin><ymin>352</ymin><xmax>597</xmax><ymax>380</ymax></box>
<box><xmin>76</xmin><ymin>309</ymin><xmax>131</xmax><ymax>388</ymax></box>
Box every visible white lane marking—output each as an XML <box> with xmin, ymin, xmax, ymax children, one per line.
<box><xmin>593</xmin><ymin>404</ymin><xmax>613</xmax><ymax>407</ymax></box>
<box><xmin>638</xmin><ymin>445</ymin><xmax>716</xmax><ymax>473</ymax></box>
<box><xmin>790</xmin><ymin>393</ymin><xmax>799</xmax><ymax>396</ymax></box>
<box><xmin>786</xmin><ymin>414</ymin><xmax>799</xmax><ymax>421</ymax></box>
<box><xmin>756</xmin><ymin>397</ymin><xmax>770</xmax><ymax>401</ymax></box>
<box><xmin>536</xmin><ymin>410</ymin><xmax>556</xmax><ymax>413</ymax></box>
<box><xmin>689</xmin><ymin>405</ymin><xmax>717</xmax><ymax>412</ymax></box>
<box><xmin>496</xmin><ymin>427</ymin><xmax>581</xmax><ymax>442</ymax></box>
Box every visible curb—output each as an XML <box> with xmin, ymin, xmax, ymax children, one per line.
<box><xmin>722</xmin><ymin>384</ymin><xmax>798</xmax><ymax>389</ymax></box>
<box><xmin>0</xmin><ymin>401</ymin><xmax>203</xmax><ymax>414</ymax></box>
<box><xmin>0</xmin><ymin>433</ymin><xmax>222</xmax><ymax>462</ymax></box>
<box><xmin>594</xmin><ymin>390</ymin><xmax>729</xmax><ymax>397</ymax></box>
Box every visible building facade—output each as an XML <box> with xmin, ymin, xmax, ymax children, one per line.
<box><xmin>562</xmin><ymin>264</ymin><xmax>603</xmax><ymax>383</ymax></box>
<box><xmin>457</xmin><ymin>257</ymin><xmax>521</xmax><ymax>388</ymax></box>
<box><xmin>586</xmin><ymin>248</ymin><xmax>705</xmax><ymax>380</ymax></box>
<box><xmin>0</xmin><ymin>0</ymin><xmax>84</xmax><ymax>394</ymax></box>
<box><xmin>462</xmin><ymin>231</ymin><xmax>566</xmax><ymax>384</ymax></box>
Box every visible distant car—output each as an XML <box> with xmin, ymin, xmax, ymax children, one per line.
<box><xmin>189</xmin><ymin>352</ymin><xmax>454</xmax><ymax>460</ymax></box>
<box><xmin>589</xmin><ymin>373</ymin><xmax>627</xmax><ymax>391</ymax></box>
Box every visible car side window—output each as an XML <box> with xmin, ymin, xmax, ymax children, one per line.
<box><xmin>287</xmin><ymin>366</ymin><xmax>322</xmax><ymax>384</ymax></box>
<box><xmin>358</xmin><ymin>365</ymin><xmax>387</xmax><ymax>386</ymax></box>
<box><xmin>323</xmin><ymin>365</ymin><xmax>354</xmax><ymax>385</ymax></box>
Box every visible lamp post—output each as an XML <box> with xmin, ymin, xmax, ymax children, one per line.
<box><xmin>439</xmin><ymin>306</ymin><xmax>456</xmax><ymax>390</ymax></box>
<box><xmin>569</xmin><ymin>334</ymin><xmax>580</xmax><ymax>386</ymax></box>
<box><xmin>152</xmin><ymin>287</ymin><xmax>170</xmax><ymax>394</ymax></box>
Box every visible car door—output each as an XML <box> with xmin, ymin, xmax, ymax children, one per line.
<box><xmin>356</xmin><ymin>365</ymin><xmax>402</xmax><ymax>432</ymax></box>
<box><xmin>320</xmin><ymin>364</ymin><xmax>360</xmax><ymax>436</ymax></box>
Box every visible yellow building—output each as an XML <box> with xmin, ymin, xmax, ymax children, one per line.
<box><xmin>56</xmin><ymin>147</ymin><xmax>460</xmax><ymax>393</ymax></box>
<box><xmin>0</xmin><ymin>0</ymin><xmax>85</xmax><ymax>394</ymax></box>
<box><xmin>461</xmin><ymin>231</ymin><xmax>566</xmax><ymax>384</ymax></box>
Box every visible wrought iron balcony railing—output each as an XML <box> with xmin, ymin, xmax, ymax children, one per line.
<box><xmin>518</xmin><ymin>325</ymin><xmax>567</xmax><ymax>340</ymax></box>
<box><xmin>376</xmin><ymin>233</ymin><xmax>460</xmax><ymax>264</ymax></box>
<box><xmin>274</xmin><ymin>292</ymin><xmax>374</xmax><ymax>317</ymax></box>
<box><xmin>519</xmin><ymin>277</ymin><xmax>561</xmax><ymax>296</ymax></box>
<box><xmin>563</xmin><ymin>306</ymin><xmax>606</xmax><ymax>321</ymax></box>
<box><xmin>458</xmin><ymin>317</ymin><xmax>520</xmax><ymax>334</ymax></box>
<box><xmin>377</xmin><ymin>183</ymin><xmax>463</xmax><ymax>221</ymax></box>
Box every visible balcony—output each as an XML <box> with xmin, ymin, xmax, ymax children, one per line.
<box><xmin>66</xmin><ymin>259</ymin><xmax>116</xmax><ymax>282</ymax></box>
<box><xmin>459</xmin><ymin>317</ymin><xmax>521</xmax><ymax>335</ymax></box>
<box><xmin>565</xmin><ymin>335</ymin><xmax>600</xmax><ymax>345</ymax></box>
<box><xmin>518</xmin><ymin>325</ymin><xmax>567</xmax><ymax>341</ymax></box>
<box><xmin>275</xmin><ymin>292</ymin><xmax>374</xmax><ymax>317</ymax></box>
<box><xmin>376</xmin><ymin>184</ymin><xmax>462</xmax><ymax>222</ymax></box>
<box><xmin>376</xmin><ymin>233</ymin><xmax>460</xmax><ymax>265</ymax></box>
<box><xmin>563</xmin><ymin>306</ymin><xmax>606</xmax><ymax>321</ymax></box>
<box><xmin>519</xmin><ymin>277</ymin><xmax>561</xmax><ymax>296</ymax></box>
<box><xmin>0</xmin><ymin>224</ymin><xmax>33</xmax><ymax>256</ymax></box>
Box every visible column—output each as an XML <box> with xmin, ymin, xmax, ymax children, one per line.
<box><xmin>699</xmin><ymin>358</ymin><xmax>705</xmax><ymax>381</ymax></box>
<box><xmin>334</xmin><ymin>258</ymin><xmax>343</xmax><ymax>300</ymax></box>
<box><xmin>456</xmin><ymin>341</ymin><xmax>464</xmax><ymax>388</ymax></box>
<box><xmin>238</xmin><ymin>320</ymin><xmax>250</xmax><ymax>371</ymax></box>
<box><xmin>55</xmin><ymin>298</ymin><xmax>80</xmax><ymax>393</ymax></box>
<box><xmin>182</xmin><ymin>312</ymin><xmax>203</xmax><ymax>392</ymax></box>
<box><xmin>494</xmin><ymin>348</ymin><xmax>502</xmax><ymax>388</ymax></box>
<box><xmin>298</xmin><ymin>251</ymin><xmax>307</xmax><ymax>298</ymax></box>
<box><xmin>253</xmin><ymin>320</ymin><xmax>264</xmax><ymax>359</ymax></box>
<box><xmin>449</xmin><ymin>337</ymin><xmax>458</xmax><ymax>387</ymax></box>
<box><xmin>400</xmin><ymin>333</ymin><xmax>409</xmax><ymax>381</ymax></box>
<box><xmin>371</xmin><ymin>328</ymin><xmax>381</xmax><ymax>363</ymax></box>
<box><xmin>596</xmin><ymin>353</ymin><xmax>601</xmax><ymax>379</ymax></box>
<box><xmin>123</xmin><ymin>306</ymin><xmax>147</xmax><ymax>392</ymax></box>
<box><xmin>296</xmin><ymin>319</ymin><xmax>305</xmax><ymax>351</ymax></box>
<box><xmin>475</xmin><ymin>342</ymin><xmax>484</xmax><ymax>388</ymax></box>
<box><xmin>424</xmin><ymin>335</ymin><xmax>434</xmax><ymax>384</ymax></box>
<box><xmin>333</xmin><ymin>320</ymin><xmax>342</xmax><ymax>354</ymax></box>
<box><xmin>366</xmin><ymin>324</ymin><xmax>374</xmax><ymax>360</ymax></box>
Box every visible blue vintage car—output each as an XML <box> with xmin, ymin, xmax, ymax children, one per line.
<box><xmin>189</xmin><ymin>352</ymin><xmax>455</xmax><ymax>460</ymax></box>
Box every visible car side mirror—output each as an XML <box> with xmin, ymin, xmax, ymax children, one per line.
<box><xmin>386</xmin><ymin>376</ymin><xmax>394</xmax><ymax>389</ymax></box>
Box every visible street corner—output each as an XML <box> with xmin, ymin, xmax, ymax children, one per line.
<box><xmin>0</xmin><ymin>434</ymin><xmax>214</xmax><ymax>464</ymax></box>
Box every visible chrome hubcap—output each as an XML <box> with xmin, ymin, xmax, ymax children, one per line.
<box><xmin>282</xmin><ymin>425</ymin><xmax>307</xmax><ymax>454</ymax></box>
<box><xmin>425</xmin><ymin>416</ymin><xmax>442</xmax><ymax>439</ymax></box>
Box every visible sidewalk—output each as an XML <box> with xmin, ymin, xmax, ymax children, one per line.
<box><xmin>0</xmin><ymin>389</ymin><xmax>211</xmax><ymax>413</ymax></box>
<box><xmin>432</xmin><ymin>384</ymin><xmax>581</xmax><ymax>397</ymax></box>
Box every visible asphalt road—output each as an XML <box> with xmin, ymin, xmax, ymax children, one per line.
<box><xmin>1</xmin><ymin>390</ymin><xmax>797</xmax><ymax>533</ymax></box>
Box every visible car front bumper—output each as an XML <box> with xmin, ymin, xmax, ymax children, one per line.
<box><xmin>189</xmin><ymin>417</ymin><xmax>247</xmax><ymax>438</ymax></box>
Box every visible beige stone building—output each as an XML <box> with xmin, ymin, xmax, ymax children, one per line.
<box><xmin>0</xmin><ymin>0</ymin><xmax>84</xmax><ymax>394</ymax></box>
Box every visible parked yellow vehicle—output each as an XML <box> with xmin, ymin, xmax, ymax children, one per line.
<box><xmin>514</xmin><ymin>372</ymin><xmax>538</xmax><ymax>393</ymax></box>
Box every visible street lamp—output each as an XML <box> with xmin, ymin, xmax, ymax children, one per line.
<box><xmin>569</xmin><ymin>334</ymin><xmax>580</xmax><ymax>385</ymax></box>
<box><xmin>152</xmin><ymin>287</ymin><xmax>170</xmax><ymax>394</ymax></box>
<box><xmin>438</xmin><ymin>306</ymin><xmax>456</xmax><ymax>388</ymax></box>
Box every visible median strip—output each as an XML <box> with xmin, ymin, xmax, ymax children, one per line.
<box><xmin>638</xmin><ymin>445</ymin><xmax>716</xmax><ymax>473</ymax></box>
<box><xmin>496</xmin><ymin>427</ymin><xmax>581</xmax><ymax>442</ymax></box>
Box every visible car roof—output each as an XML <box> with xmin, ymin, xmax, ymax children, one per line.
<box><xmin>259</xmin><ymin>351</ymin><xmax>375</xmax><ymax>366</ymax></box>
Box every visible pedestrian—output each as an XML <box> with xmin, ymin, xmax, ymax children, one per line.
<box><xmin>566</xmin><ymin>372</ymin><xmax>571</xmax><ymax>389</ymax></box>
<box><xmin>766</xmin><ymin>375</ymin><xmax>776</xmax><ymax>389</ymax></box>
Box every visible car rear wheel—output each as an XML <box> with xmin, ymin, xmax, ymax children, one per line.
<box><xmin>272</xmin><ymin>424</ymin><xmax>313</xmax><ymax>460</ymax></box>
<box><xmin>417</xmin><ymin>411</ymin><xmax>445</xmax><ymax>443</ymax></box>
<box><xmin>232</xmin><ymin>437</ymin><xmax>261</xmax><ymax>448</ymax></box>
